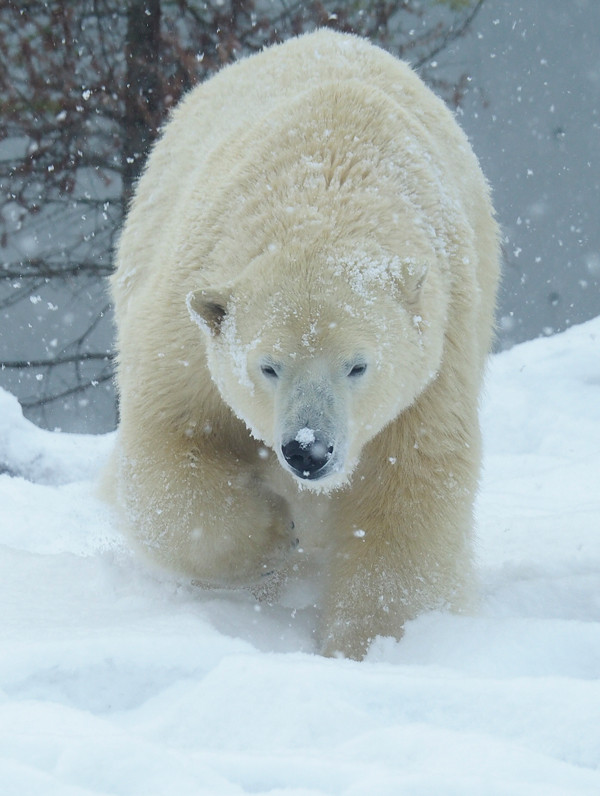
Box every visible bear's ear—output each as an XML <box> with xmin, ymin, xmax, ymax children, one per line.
<box><xmin>186</xmin><ymin>289</ymin><xmax>230</xmax><ymax>337</ymax></box>
<box><xmin>400</xmin><ymin>263</ymin><xmax>428</xmax><ymax>308</ymax></box>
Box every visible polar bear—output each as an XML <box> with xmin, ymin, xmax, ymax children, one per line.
<box><xmin>104</xmin><ymin>30</ymin><xmax>500</xmax><ymax>659</ymax></box>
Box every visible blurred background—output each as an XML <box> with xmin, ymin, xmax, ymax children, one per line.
<box><xmin>1</xmin><ymin>0</ymin><xmax>598</xmax><ymax>433</ymax></box>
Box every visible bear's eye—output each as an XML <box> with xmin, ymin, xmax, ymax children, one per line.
<box><xmin>261</xmin><ymin>364</ymin><xmax>279</xmax><ymax>379</ymax></box>
<box><xmin>348</xmin><ymin>363</ymin><xmax>367</xmax><ymax>378</ymax></box>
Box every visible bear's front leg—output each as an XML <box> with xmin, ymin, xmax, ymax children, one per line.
<box><xmin>114</xmin><ymin>432</ymin><xmax>296</xmax><ymax>588</ymax></box>
<box><xmin>320</xmin><ymin>535</ymin><xmax>421</xmax><ymax>660</ymax></box>
<box><xmin>320</xmin><ymin>449</ymin><xmax>476</xmax><ymax>660</ymax></box>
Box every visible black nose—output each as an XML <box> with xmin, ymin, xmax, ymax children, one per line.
<box><xmin>281</xmin><ymin>438</ymin><xmax>333</xmax><ymax>479</ymax></box>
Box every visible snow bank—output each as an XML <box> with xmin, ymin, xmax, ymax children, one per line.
<box><xmin>1</xmin><ymin>318</ymin><xmax>599</xmax><ymax>795</ymax></box>
<box><xmin>0</xmin><ymin>389</ymin><xmax>114</xmax><ymax>485</ymax></box>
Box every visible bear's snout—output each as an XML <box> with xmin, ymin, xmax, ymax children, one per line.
<box><xmin>281</xmin><ymin>429</ymin><xmax>333</xmax><ymax>480</ymax></box>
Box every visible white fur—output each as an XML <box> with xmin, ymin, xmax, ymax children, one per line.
<box><xmin>102</xmin><ymin>30</ymin><xmax>500</xmax><ymax>659</ymax></box>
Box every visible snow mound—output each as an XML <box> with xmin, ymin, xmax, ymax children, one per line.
<box><xmin>0</xmin><ymin>389</ymin><xmax>114</xmax><ymax>485</ymax></box>
<box><xmin>1</xmin><ymin>317</ymin><xmax>599</xmax><ymax>795</ymax></box>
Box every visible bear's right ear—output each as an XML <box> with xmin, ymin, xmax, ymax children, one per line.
<box><xmin>186</xmin><ymin>289</ymin><xmax>230</xmax><ymax>337</ymax></box>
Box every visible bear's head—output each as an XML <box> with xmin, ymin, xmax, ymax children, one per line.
<box><xmin>187</xmin><ymin>244</ymin><xmax>448</xmax><ymax>491</ymax></box>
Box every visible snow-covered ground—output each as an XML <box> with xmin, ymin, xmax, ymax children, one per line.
<box><xmin>1</xmin><ymin>318</ymin><xmax>599</xmax><ymax>796</ymax></box>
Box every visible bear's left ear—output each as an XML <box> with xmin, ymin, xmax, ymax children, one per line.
<box><xmin>186</xmin><ymin>289</ymin><xmax>230</xmax><ymax>337</ymax></box>
<box><xmin>400</xmin><ymin>263</ymin><xmax>429</xmax><ymax>308</ymax></box>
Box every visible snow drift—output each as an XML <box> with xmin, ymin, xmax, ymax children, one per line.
<box><xmin>1</xmin><ymin>318</ymin><xmax>599</xmax><ymax>795</ymax></box>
